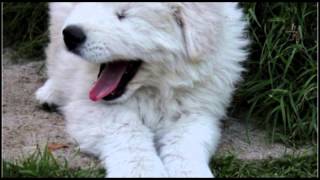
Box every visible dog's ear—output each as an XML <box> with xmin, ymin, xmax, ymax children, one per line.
<box><xmin>171</xmin><ymin>3</ymin><xmax>220</xmax><ymax>63</ymax></box>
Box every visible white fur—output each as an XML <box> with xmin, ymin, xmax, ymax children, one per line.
<box><xmin>36</xmin><ymin>2</ymin><xmax>249</xmax><ymax>177</ymax></box>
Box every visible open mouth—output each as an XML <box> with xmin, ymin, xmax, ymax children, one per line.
<box><xmin>89</xmin><ymin>60</ymin><xmax>142</xmax><ymax>101</ymax></box>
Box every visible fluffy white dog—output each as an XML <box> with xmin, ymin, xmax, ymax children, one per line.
<box><xmin>36</xmin><ymin>2</ymin><xmax>249</xmax><ymax>177</ymax></box>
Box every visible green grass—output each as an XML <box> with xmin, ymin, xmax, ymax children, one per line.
<box><xmin>234</xmin><ymin>2</ymin><xmax>317</xmax><ymax>146</ymax></box>
<box><xmin>1</xmin><ymin>146</ymin><xmax>105</xmax><ymax>178</ymax></box>
<box><xmin>2</xmin><ymin>146</ymin><xmax>317</xmax><ymax>178</ymax></box>
<box><xmin>3</xmin><ymin>2</ymin><xmax>49</xmax><ymax>60</ymax></box>
<box><xmin>211</xmin><ymin>153</ymin><xmax>318</xmax><ymax>178</ymax></box>
<box><xmin>2</xmin><ymin>2</ymin><xmax>318</xmax><ymax>146</ymax></box>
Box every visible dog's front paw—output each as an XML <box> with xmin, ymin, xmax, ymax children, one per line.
<box><xmin>107</xmin><ymin>166</ymin><xmax>168</xmax><ymax>178</ymax></box>
<box><xmin>105</xmin><ymin>156</ymin><xmax>168</xmax><ymax>177</ymax></box>
<box><xmin>132</xmin><ymin>162</ymin><xmax>168</xmax><ymax>177</ymax></box>
<box><xmin>35</xmin><ymin>79</ymin><xmax>63</xmax><ymax>112</ymax></box>
<box><xmin>163</xmin><ymin>158</ymin><xmax>214</xmax><ymax>177</ymax></box>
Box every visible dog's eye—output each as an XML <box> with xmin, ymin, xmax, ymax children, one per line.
<box><xmin>116</xmin><ymin>10</ymin><xmax>127</xmax><ymax>20</ymax></box>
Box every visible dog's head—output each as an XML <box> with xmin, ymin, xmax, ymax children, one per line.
<box><xmin>59</xmin><ymin>3</ymin><xmax>246</xmax><ymax>102</ymax></box>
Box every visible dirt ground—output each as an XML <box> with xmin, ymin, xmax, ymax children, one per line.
<box><xmin>2</xmin><ymin>56</ymin><xmax>312</xmax><ymax>168</ymax></box>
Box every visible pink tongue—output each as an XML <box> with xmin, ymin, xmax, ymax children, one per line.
<box><xmin>89</xmin><ymin>62</ymin><xmax>128</xmax><ymax>101</ymax></box>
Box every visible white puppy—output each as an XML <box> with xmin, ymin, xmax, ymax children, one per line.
<box><xmin>36</xmin><ymin>2</ymin><xmax>249</xmax><ymax>177</ymax></box>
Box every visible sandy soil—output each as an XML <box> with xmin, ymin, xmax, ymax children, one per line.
<box><xmin>2</xmin><ymin>57</ymin><xmax>311</xmax><ymax>168</ymax></box>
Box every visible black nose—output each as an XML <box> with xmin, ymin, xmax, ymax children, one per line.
<box><xmin>63</xmin><ymin>25</ymin><xmax>86</xmax><ymax>50</ymax></box>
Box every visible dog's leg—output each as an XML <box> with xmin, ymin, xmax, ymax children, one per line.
<box><xmin>63</xmin><ymin>100</ymin><xmax>168</xmax><ymax>177</ymax></box>
<box><xmin>156</xmin><ymin>113</ymin><xmax>221</xmax><ymax>177</ymax></box>
<box><xmin>35</xmin><ymin>3</ymin><xmax>76</xmax><ymax>110</ymax></box>
<box><xmin>35</xmin><ymin>78</ymin><xmax>65</xmax><ymax>109</ymax></box>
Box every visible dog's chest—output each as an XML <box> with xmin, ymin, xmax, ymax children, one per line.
<box><xmin>129</xmin><ymin>88</ymin><xmax>182</xmax><ymax>131</ymax></box>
